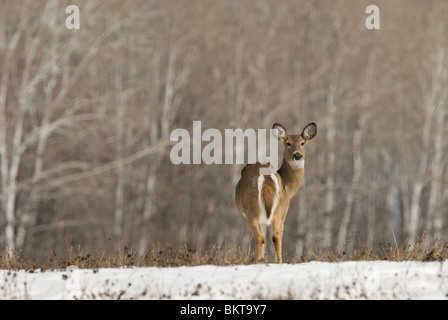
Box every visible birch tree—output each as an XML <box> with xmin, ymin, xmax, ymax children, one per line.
<box><xmin>0</xmin><ymin>6</ymin><xmax>25</xmax><ymax>255</ymax></box>
<box><xmin>0</xmin><ymin>1</ymin><xmax>118</xmax><ymax>255</ymax></box>
<box><xmin>422</xmin><ymin>45</ymin><xmax>448</xmax><ymax>244</ymax></box>
<box><xmin>337</xmin><ymin>52</ymin><xmax>376</xmax><ymax>247</ymax></box>
<box><xmin>137</xmin><ymin>31</ymin><xmax>196</xmax><ymax>254</ymax></box>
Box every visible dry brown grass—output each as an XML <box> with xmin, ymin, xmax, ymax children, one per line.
<box><xmin>290</xmin><ymin>239</ymin><xmax>448</xmax><ymax>263</ymax></box>
<box><xmin>2</xmin><ymin>238</ymin><xmax>448</xmax><ymax>271</ymax></box>
<box><xmin>0</xmin><ymin>243</ymin><xmax>251</xmax><ymax>270</ymax></box>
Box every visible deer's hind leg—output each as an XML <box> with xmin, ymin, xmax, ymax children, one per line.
<box><xmin>259</xmin><ymin>223</ymin><xmax>268</xmax><ymax>262</ymax></box>
<box><xmin>271</xmin><ymin>213</ymin><xmax>286</xmax><ymax>264</ymax></box>
<box><xmin>246</xmin><ymin>213</ymin><xmax>265</xmax><ymax>263</ymax></box>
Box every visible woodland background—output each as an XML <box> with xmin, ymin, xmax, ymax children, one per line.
<box><xmin>0</xmin><ymin>0</ymin><xmax>447</xmax><ymax>260</ymax></box>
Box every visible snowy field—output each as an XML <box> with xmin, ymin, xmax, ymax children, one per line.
<box><xmin>1</xmin><ymin>260</ymin><xmax>448</xmax><ymax>300</ymax></box>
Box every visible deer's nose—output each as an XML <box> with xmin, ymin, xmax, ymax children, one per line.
<box><xmin>293</xmin><ymin>153</ymin><xmax>302</xmax><ymax>161</ymax></box>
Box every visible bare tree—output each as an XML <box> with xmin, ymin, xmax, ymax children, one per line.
<box><xmin>338</xmin><ymin>51</ymin><xmax>376</xmax><ymax>248</ymax></box>
<box><xmin>422</xmin><ymin>43</ymin><xmax>448</xmax><ymax>244</ymax></box>
<box><xmin>138</xmin><ymin>25</ymin><xmax>196</xmax><ymax>254</ymax></box>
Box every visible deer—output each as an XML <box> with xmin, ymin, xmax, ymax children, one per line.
<box><xmin>235</xmin><ymin>122</ymin><xmax>317</xmax><ymax>263</ymax></box>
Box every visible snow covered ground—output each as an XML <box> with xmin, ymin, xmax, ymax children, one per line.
<box><xmin>1</xmin><ymin>260</ymin><xmax>448</xmax><ymax>300</ymax></box>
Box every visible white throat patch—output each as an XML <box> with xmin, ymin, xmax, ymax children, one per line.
<box><xmin>288</xmin><ymin>160</ymin><xmax>305</xmax><ymax>169</ymax></box>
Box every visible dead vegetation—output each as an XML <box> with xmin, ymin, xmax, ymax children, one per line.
<box><xmin>1</xmin><ymin>238</ymin><xmax>448</xmax><ymax>271</ymax></box>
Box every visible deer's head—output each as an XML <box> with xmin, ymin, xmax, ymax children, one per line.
<box><xmin>273</xmin><ymin>122</ymin><xmax>317</xmax><ymax>169</ymax></box>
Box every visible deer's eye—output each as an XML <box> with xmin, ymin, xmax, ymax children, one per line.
<box><xmin>300</xmin><ymin>142</ymin><xmax>305</xmax><ymax>146</ymax></box>
<box><xmin>286</xmin><ymin>142</ymin><xmax>291</xmax><ymax>147</ymax></box>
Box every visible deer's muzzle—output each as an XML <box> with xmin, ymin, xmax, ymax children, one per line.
<box><xmin>292</xmin><ymin>152</ymin><xmax>302</xmax><ymax>161</ymax></box>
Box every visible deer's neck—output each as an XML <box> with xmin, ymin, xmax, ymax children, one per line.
<box><xmin>277</xmin><ymin>158</ymin><xmax>304</xmax><ymax>199</ymax></box>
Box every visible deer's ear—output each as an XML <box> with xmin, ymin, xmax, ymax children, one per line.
<box><xmin>302</xmin><ymin>122</ymin><xmax>317</xmax><ymax>141</ymax></box>
<box><xmin>272</xmin><ymin>123</ymin><xmax>287</xmax><ymax>141</ymax></box>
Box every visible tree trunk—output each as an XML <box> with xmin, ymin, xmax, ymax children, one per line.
<box><xmin>338</xmin><ymin>52</ymin><xmax>375</xmax><ymax>247</ymax></box>
<box><xmin>0</xmin><ymin>22</ymin><xmax>22</xmax><ymax>256</ymax></box>
<box><xmin>322</xmin><ymin>84</ymin><xmax>336</xmax><ymax>248</ymax></box>
<box><xmin>427</xmin><ymin>104</ymin><xmax>445</xmax><ymax>241</ymax></box>
<box><xmin>114</xmin><ymin>64</ymin><xmax>127</xmax><ymax>245</ymax></box>
<box><xmin>424</xmin><ymin>47</ymin><xmax>447</xmax><ymax>245</ymax></box>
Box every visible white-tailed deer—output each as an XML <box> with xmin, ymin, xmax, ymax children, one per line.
<box><xmin>235</xmin><ymin>122</ymin><xmax>317</xmax><ymax>263</ymax></box>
